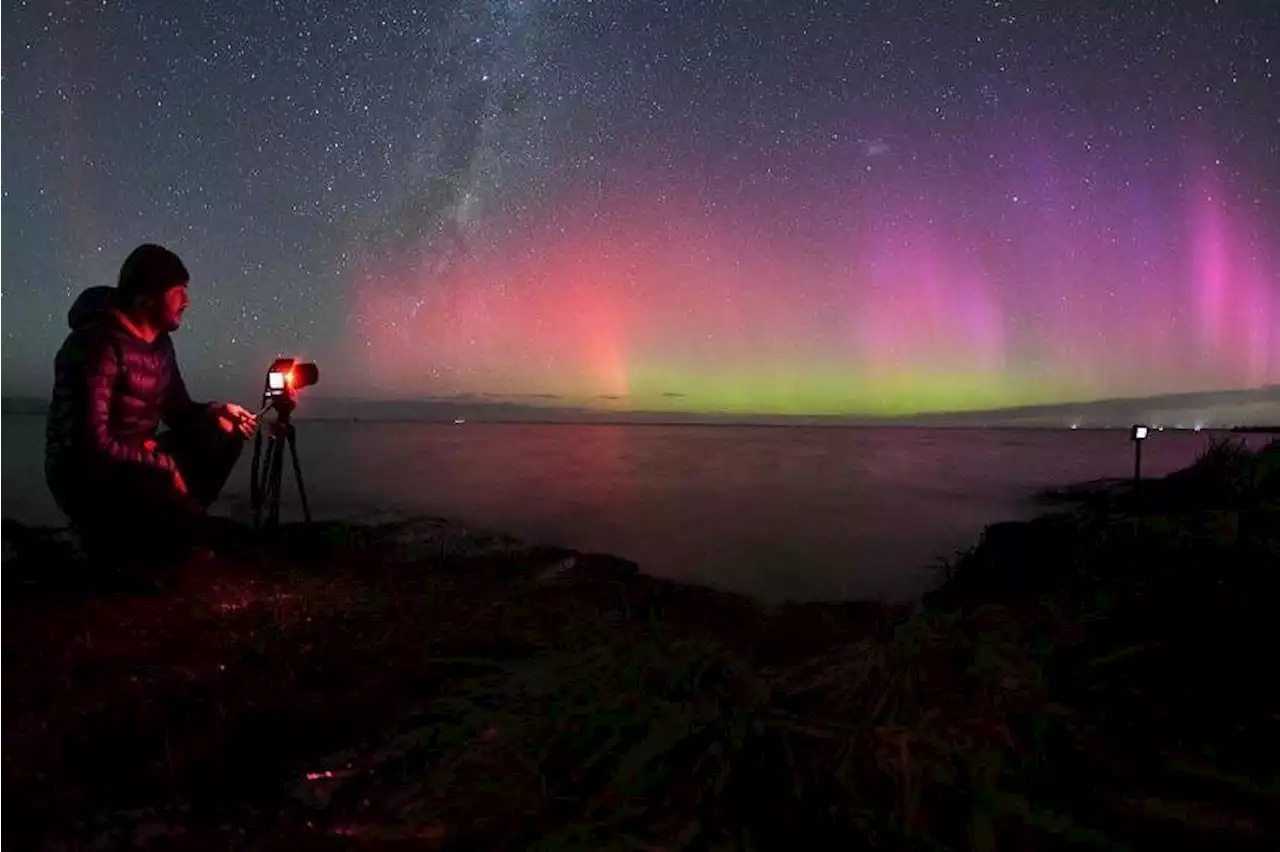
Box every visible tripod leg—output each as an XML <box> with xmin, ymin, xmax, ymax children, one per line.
<box><xmin>250</xmin><ymin>428</ymin><xmax>265</xmax><ymax>530</ymax></box>
<box><xmin>268</xmin><ymin>428</ymin><xmax>286</xmax><ymax>528</ymax></box>
<box><xmin>256</xmin><ymin>434</ymin><xmax>273</xmax><ymax>527</ymax></box>
<box><xmin>286</xmin><ymin>424</ymin><xmax>312</xmax><ymax>524</ymax></box>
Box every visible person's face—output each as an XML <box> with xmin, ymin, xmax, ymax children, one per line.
<box><xmin>149</xmin><ymin>282</ymin><xmax>190</xmax><ymax>332</ymax></box>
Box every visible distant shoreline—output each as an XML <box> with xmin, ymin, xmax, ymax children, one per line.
<box><xmin>4</xmin><ymin>408</ymin><xmax>1272</xmax><ymax>433</ymax></box>
<box><xmin>5</xmin><ymin>383</ymin><xmax>1276</xmax><ymax>429</ymax></box>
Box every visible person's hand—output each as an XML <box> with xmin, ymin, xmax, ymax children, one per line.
<box><xmin>172</xmin><ymin>468</ymin><xmax>190</xmax><ymax>496</ymax></box>
<box><xmin>215</xmin><ymin>402</ymin><xmax>258</xmax><ymax>438</ymax></box>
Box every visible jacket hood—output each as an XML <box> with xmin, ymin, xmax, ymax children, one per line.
<box><xmin>68</xmin><ymin>286</ymin><xmax>120</xmax><ymax>331</ymax></box>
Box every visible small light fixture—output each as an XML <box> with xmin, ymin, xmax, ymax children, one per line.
<box><xmin>1130</xmin><ymin>424</ymin><xmax>1149</xmax><ymax>486</ymax></box>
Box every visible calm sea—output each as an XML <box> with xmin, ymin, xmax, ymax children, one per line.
<box><xmin>1</xmin><ymin>415</ymin><xmax>1262</xmax><ymax>603</ymax></box>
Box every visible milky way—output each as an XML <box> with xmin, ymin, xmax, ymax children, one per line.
<box><xmin>4</xmin><ymin>1</ymin><xmax>1277</xmax><ymax>414</ymax></box>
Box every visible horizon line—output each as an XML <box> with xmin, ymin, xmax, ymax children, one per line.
<box><xmin>1</xmin><ymin>382</ymin><xmax>1276</xmax><ymax>423</ymax></box>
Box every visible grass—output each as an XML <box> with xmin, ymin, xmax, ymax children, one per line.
<box><xmin>3</xmin><ymin>439</ymin><xmax>1279</xmax><ymax>850</ymax></box>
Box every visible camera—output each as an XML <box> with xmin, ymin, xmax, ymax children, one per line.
<box><xmin>264</xmin><ymin>357</ymin><xmax>320</xmax><ymax>401</ymax></box>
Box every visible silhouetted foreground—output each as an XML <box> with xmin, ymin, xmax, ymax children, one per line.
<box><xmin>4</xmin><ymin>439</ymin><xmax>1278</xmax><ymax>850</ymax></box>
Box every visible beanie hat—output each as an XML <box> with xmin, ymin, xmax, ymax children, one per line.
<box><xmin>117</xmin><ymin>244</ymin><xmax>189</xmax><ymax>302</ymax></box>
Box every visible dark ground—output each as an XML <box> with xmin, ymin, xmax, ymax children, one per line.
<box><xmin>4</xmin><ymin>439</ymin><xmax>1279</xmax><ymax>850</ymax></box>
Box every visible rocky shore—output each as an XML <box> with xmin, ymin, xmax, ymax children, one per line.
<box><xmin>3</xmin><ymin>438</ymin><xmax>1277</xmax><ymax>850</ymax></box>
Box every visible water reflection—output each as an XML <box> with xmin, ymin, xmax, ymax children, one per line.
<box><xmin>1</xmin><ymin>416</ymin><xmax>1265</xmax><ymax>603</ymax></box>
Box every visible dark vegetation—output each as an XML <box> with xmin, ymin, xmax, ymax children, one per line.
<box><xmin>3</xmin><ymin>439</ymin><xmax>1278</xmax><ymax>850</ymax></box>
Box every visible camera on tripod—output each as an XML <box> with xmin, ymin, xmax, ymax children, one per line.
<box><xmin>250</xmin><ymin>358</ymin><xmax>319</xmax><ymax>530</ymax></box>
<box><xmin>264</xmin><ymin>358</ymin><xmax>320</xmax><ymax>400</ymax></box>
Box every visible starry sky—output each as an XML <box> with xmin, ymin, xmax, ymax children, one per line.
<box><xmin>3</xmin><ymin>0</ymin><xmax>1277</xmax><ymax>416</ymax></box>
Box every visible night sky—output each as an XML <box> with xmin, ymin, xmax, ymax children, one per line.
<box><xmin>3</xmin><ymin>0</ymin><xmax>1277</xmax><ymax>415</ymax></box>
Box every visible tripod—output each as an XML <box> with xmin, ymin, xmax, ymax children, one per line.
<box><xmin>249</xmin><ymin>394</ymin><xmax>312</xmax><ymax>530</ymax></box>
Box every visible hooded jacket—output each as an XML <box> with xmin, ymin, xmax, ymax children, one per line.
<box><xmin>45</xmin><ymin>286</ymin><xmax>211</xmax><ymax>495</ymax></box>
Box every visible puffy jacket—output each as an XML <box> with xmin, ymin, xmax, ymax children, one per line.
<box><xmin>45</xmin><ymin>286</ymin><xmax>211</xmax><ymax>492</ymax></box>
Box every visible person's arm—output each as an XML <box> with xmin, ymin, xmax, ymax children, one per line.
<box><xmin>82</xmin><ymin>335</ymin><xmax>181</xmax><ymax>473</ymax></box>
<box><xmin>161</xmin><ymin>341</ymin><xmax>214</xmax><ymax>431</ymax></box>
<box><xmin>161</xmin><ymin>339</ymin><xmax>259</xmax><ymax>438</ymax></box>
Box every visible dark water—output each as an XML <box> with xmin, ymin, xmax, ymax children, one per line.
<box><xmin>2</xmin><ymin>415</ymin><xmax>1261</xmax><ymax>603</ymax></box>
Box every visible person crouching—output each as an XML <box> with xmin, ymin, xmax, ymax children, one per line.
<box><xmin>44</xmin><ymin>244</ymin><xmax>258</xmax><ymax>574</ymax></box>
